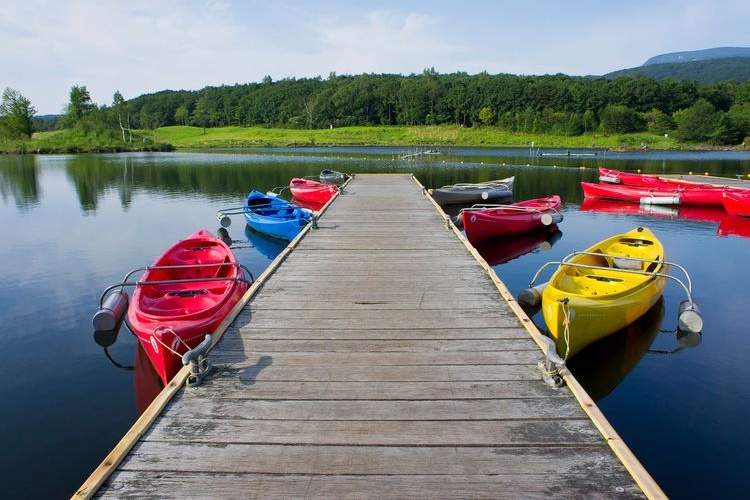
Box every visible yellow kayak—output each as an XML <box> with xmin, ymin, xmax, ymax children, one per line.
<box><xmin>542</xmin><ymin>227</ymin><xmax>668</xmax><ymax>359</ymax></box>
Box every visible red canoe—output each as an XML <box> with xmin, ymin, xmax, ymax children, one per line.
<box><xmin>582</xmin><ymin>181</ymin><xmax>679</xmax><ymax>205</ymax></box>
<box><xmin>598</xmin><ymin>167</ymin><xmax>658</xmax><ymax>186</ymax></box>
<box><xmin>722</xmin><ymin>190</ymin><xmax>750</xmax><ymax>217</ymax></box>
<box><xmin>289</xmin><ymin>177</ymin><xmax>338</xmax><ymax>204</ymax></box>
<box><xmin>599</xmin><ymin>166</ymin><xmax>715</xmax><ymax>189</ymax></box>
<box><xmin>600</xmin><ymin>166</ymin><xmax>750</xmax><ymax>190</ymax></box>
<box><xmin>598</xmin><ymin>167</ymin><xmax>734</xmax><ymax>206</ymax></box>
<box><xmin>461</xmin><ymin>195</ymin><xmax>563</xmax><ymax>244</ymax></box>
<box><xmin>128</xmin><ymin>230</ymin><xmax>250</xmax><ymax>385</ymax></box>
<box><xmin>581</xmin><ymin>181</ymin><xmax>725</xmax><ymax>206</ymax></box>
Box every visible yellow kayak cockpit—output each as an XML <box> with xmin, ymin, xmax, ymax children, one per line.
<box><xmin>556</xmin><ymin>236</ymin><xmax>664</xmax><ymax>298</ymax></box>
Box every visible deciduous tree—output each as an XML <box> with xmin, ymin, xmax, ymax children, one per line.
<box><xmin>0</xmin><ymin>87</ymin><xmax>36</xmax><ymax>139</ymax></box>
<box><xmin>674</xmin><ymin>99</ymin><xmax>721</xmax><ymax>142</ymax></box>
<box><xmin>112</xmin><ymin>91</ymin><xmax>132</xmax><ymax>142</ymax></box>
<box><xmin>65</xmin><ymin>85</ymin><xmax>95</xmax><ymax>126</ymax></box>
<box><xmin>174</xmin><ymin>105</ymin><xmax>190</xmax><ymax>125</ymax></box>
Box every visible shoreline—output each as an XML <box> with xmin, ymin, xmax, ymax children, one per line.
<box><xmin>3</xmin><ymin>124</ymin><xmax>748</xmax><ymax>154</ymax></box>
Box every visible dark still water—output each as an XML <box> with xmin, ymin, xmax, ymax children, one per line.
<box><xmin>2</xmin><ymin>148</ymin><xmax>749</xmax><ymax>499</ymax></box>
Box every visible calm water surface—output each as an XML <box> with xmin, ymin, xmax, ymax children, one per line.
<box><xmin>2</xmin><ymin>148</ymin><xmax>749</xmax><ymax>499</ymax></box>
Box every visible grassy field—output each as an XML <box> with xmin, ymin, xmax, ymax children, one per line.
<box><xmin>154</xmin><ymin>125</ymin><xmax>680</xmax><ymax>150</ymax></box>
<box><xmin>3</xmin><ymin>124</ymin><xmax>729</xmax><ymax>154</ymax></box>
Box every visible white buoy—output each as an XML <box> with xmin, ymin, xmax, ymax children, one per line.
<box><xmin>518</xmin><ymin>282</ymin><xmax>548</xmax><ymax>307</ymax></box>
<box><xmin>678</xmin><ymin>300</ymin><xmax>703</xmax><ymax>333</ymax></box>
<box><xmin>92</xmin><ymin>291</ymin><xmax>129</xmax><ymax>331</ymax></box>
<box><xmin>541</xmin><ymin>212</ymin><xmax>564</xmax><ymax>226</ymax></box>
<box><xmin>481</xmin><ymin>191</ymin><xmax>489</xmax><ymax>200</ymax></box>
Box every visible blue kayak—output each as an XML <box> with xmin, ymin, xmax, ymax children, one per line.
<box><xmin>243</xmin><ymin>190</ymin><xmax>312</xmax><ymax>241</ymax></box>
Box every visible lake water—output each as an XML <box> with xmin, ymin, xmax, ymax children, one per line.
<box><xmin>2</xmin><ymin>147</ymin><xmax>749</xmax><ymax>499</ymax></box>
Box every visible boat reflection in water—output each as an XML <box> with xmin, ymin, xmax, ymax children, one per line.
<box><xmin>133</xmin><ymin>343</ymin><xmax>165</xmax><ymax>415</ymax></box>
<box><xmin>474</xmin><ymin>228</ymin><xmax>562</xmax><ymax>318</ymax></box>
<box><xmin>566</xmin><ymin>298</ymin><xmax>664</xmax><ymax>402</ymax></box>
<box><xmin>243</xmin><ymin>224</ymin><xmax>289</xmax><ymax>257</ymax></box>
<box><xmin>473</xmin><ymin>227</ymin><xmax>563</xmax><ymax>266</ymax></box>
<box><xmin>581</xmin><ymin>197</ymin><xmax>750</xmax><ymax>240</ymax></box>
<box><xmin>93</xmin><ymin>328</ymin><xmax>164</xmax><ymax>415</ymax></box>
<box><xmin>717</xmin><ymin>214</ymin><xmax>750</xmax><ymax>238</ymax></box>
<box><xmin>215</xmin><ymin>225</ymin><xmax>289</xmax><ymax>257</ymax></box>
<box><xmin>579</xmin><ymin>198</ymin><xmax>726</xmax><ymax>225</ymax></box>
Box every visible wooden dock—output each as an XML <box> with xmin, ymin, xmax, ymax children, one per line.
<box><xmin>78</xmin><ymin>174</ymin><xmax>664</xmax><ymax>499</ymax></box>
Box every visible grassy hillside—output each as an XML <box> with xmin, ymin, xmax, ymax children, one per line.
<box><xmin>2</xmin><ymin>127</ymin><xmax>174</xmax><ymax>154</ymax></box>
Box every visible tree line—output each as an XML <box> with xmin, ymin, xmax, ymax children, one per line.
<box><xmin>3</xmin><ymin>69</ymin><xmax>750</xmax><ymax>146</ymax></box>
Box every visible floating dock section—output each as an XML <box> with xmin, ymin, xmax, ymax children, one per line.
<box><xmin>77</xmin><ymin>174</ymin><xmax>664</xmax><ymax>499</ymax></box>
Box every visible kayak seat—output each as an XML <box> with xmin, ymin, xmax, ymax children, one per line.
<box><xmin>141</xmin><ymin>292</ymin><xmax>222</xmax><ymax>315</ymax></box>
<box><xmin>612</xmin><ymin>257</ymin><xmax>642</xmax><ymax>270</ymax></box>
<box><xmin>620</xmin><ymin>238</ymin><xmax>653</xmax><ymax>247</ymax></box>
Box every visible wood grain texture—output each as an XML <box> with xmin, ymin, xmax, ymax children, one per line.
<box><xmin>92</xmin><ymin>174</ymin><xmax>656</xmax><ymax>499</ymax></box>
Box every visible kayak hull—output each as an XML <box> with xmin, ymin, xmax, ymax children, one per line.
<box><xmin>542</xmin><ymin>227</ymin><xmax>667</xmax><ymax>359</ymax></box>
<box><xmin>428</xmin><ymin>176</ymin><xmax>514</xmax><ymax>206</ymax></box>
<box><xmin>128</xmin><ymin>230</ymin><xmax>249</xmax><ymax>385</ymax></box>
<box><xmin>290</xmin><ymin>177</ymin><xmax>338</xmax><ymax>204</ymax></box>
<box><xmin>722</xmin><ymin>190</ymin><xmax>750</xmax><ymax>217</ymax></box>
<box><xmin>462</xmin><ymin>195</ymin><xmax>562</xmax><ymax>243</ymax></box>
<box><xmin>243</xmin><ymin>190</ymin><xmax>311</xmax><ymax>241</ymax></box>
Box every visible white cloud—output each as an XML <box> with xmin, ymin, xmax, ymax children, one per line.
<box><xmin>2</xmin><ymin>0</ymin><xmax>749</xmax><ymax>114</ymax></box>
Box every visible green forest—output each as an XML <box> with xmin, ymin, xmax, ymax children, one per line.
<box><xmin>2</xmin><ymin>69</ymin><xmax>750</xmax><ymax>153</ymax></box>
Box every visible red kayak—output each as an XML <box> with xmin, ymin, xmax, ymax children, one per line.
<box><xmin>581</xmin><ymin>181</ymin><xmax>726</xmax><ymax>206</ymax></box>
<box><xmin>127</xmin><ymin>230</ymin><xmax>250</xmax><ymax>385</ymax></box>
<box><xmin>598</xmin><ymin>167</ymin><xmax>732</xmax><ymax>206</ymax></box>
<box><xmin>461</xmin><ymin>195</ymin><xmax>563</xmax><ymax>244</ymax></box>
<box><xmin>600</xmin><ymin>166</ymin><xmax>749</xmax><ymax>190</ymax></box>
<box><xmin>598</xmin><ymin>167</ymin><xmax>658</xmax><ymax>186</ymax></box>
<box><xmin>289</xmin><ymin>177</ymin><xmax>338</xmax><ymax>204</ymax></box>
<box><xmin>722</xmin><ymin>190</ymin><xmax>750</xmax><ymax>217</ymax></box>
<box><xmin>583</xmin><ymin>181</ymin><xmax>678</xmax><ymax>204</ymax></box>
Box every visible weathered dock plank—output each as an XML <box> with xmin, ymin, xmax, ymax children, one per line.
<box><xmin>80</xmin><ymin>174</ymin><xmax>664</xmax><ymax>499</ymax></box>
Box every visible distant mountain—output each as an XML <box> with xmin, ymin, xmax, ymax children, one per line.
<box><xmin>602</xmin><ymin>47</ymin><xmax>750</xmax><ymax>83</ymax></box>
<box><xmin>643</xmin><ymin>47</ymin><xmax>750</xmax><ymax>66</ymax></box>
<box><xmin>32</xmin><ymin>114</ymin><xmax>61</xmax><ymax>132</ymax></box>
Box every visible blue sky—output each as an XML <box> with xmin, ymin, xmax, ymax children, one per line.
<box><xmin>3</xmin><ymin>0</ymin><xmax>749</xmax><ymax>114</ymax></box>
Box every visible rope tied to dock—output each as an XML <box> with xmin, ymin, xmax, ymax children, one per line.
<box><xmin>561</xmin><ymin>298</ymin><xmax>572</xmax><ymax>361</ymax></box>
<box><xmin>150</xmin><ymin>327</ymin><xmax>214</xmax><ymax>387</ymax></box>
<box><xmin>151</xmin><ymin>326</ymin><xmax>191</xmax><ymax>357</ymax></box>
